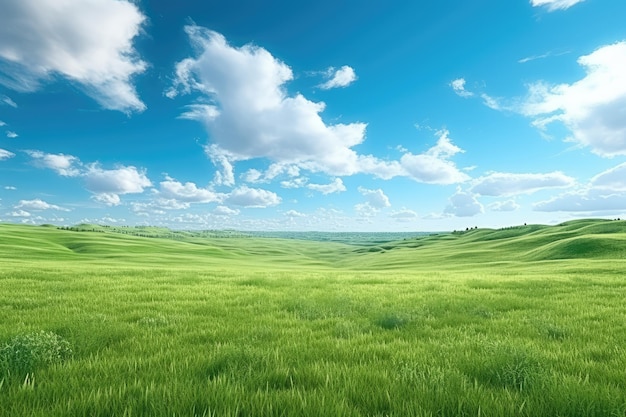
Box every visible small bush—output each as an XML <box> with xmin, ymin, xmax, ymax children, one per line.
<box><xmin>0</xmin><ymin>331</ymin><xmax>72</xmax><ymax>377</ymax></box>
<box><xmin>375</xmin><ymin>313</ymin><xmax>409</xmax><ymax>330</ymax></box>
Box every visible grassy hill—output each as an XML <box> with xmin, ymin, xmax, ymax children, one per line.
<box><xmin>1</xmin><ymin>218</ymin><xmax>626</xmax><ymax>416</ymax></box>
<box><xmin>1</xmin><ymin>218</ymin><xmax>625</xmax><ymax>270</ymax></box>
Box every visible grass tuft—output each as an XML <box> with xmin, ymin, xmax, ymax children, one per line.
<box><xmin>0</xmin><ymin>331</ymin><xmax>72</xmax><ymax>378</ymax></box>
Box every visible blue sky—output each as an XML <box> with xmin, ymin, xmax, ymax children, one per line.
<box><xmin>1</xmin><ymin>0</ymin><xmax>626</xmax><ymax>231</ymax></box>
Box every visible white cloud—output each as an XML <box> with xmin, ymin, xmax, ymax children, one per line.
<box><xmin>242</xmin><ymin>169</ymin><xmax>263</xmax><ymax>183</ymax></box>
<box><xmin>85</xmin><ymin>164</ymin><xmax>151</xmax><ymax>205</ymax></box>
<box><xmin>4</xmin><ymin>186</ymin><xmax>16</xmax><ymax>190</ymax></box>
<box><xmin>444</xmin><ymin>189</ymin><xmax>484</xmax><ymax>217</ymax></box>
<box><xmin>0</xmin><ymin>121</ymin><xmax>5</xmax><ymax>126</ymax></box>
<box><xmin>307</xmin><ymin>178</ymin><xmax>346</xmax><ymax>195</ymax></box>
<box><xmin>400</xmin><ymin>129</ymin><xmax>470</xmax><ymax>184</ymax></box>
<box><xmin>225</xmin><ymin>186</ymin><xmax>281</xmax><ymax>208</ymax></box>
<box><xmin>488</xmin><ymin>200</ymin><xmax>520</xmax><ymax>212</ymax></box>
<box><xmin>590</xmin><ymin>162</ymin><xmax>626</xmax><ymax>191</ymax></box>
<box><xmin>530</xmin><ymin>0</ymin><xmax>585</xmax><ymax>11</ymax></box>
<box><xmin>10</xmin><ymin>210</ymin><xmax>31</xmax><ymax>217</ymax></box>
<box><xmin>0</xmin><ymin>149</ymin><xmax>14</xmax><ymax>160</ymax></box>
<box><xmin>26</xmin><ymin>150</ymin><xmax>81</xmax><ymax>176</ymax></box>
<box><xmin>214</xmin><ymin>205</ymin><xmax>240</xmax><ymax>216</ymax></box>
<box><xmin>535</xmin><ymin>162</ymin><xmax>626</xmax><ymax>212</ymax></box>
<box><xmin>389</xmin><ymin>209</ymin><xmax>418</xmax><ymax>222</ymax></box>
<box><xmin>284</xmin><ymin>209</ymin><xmax>305</xmax><ymax>218</ymax></box>
<box><xmin>159</xmin><ymin>177</ymin><xmax>222</xmax><ymax>203</ymax></box>
<box><xmin>534</xmin><ymin>188</ymin><xmax>626</xmax><ymax>212</ymax></box>
<box><xmin>1</xmin><ymin>95</ymin><xmax>17</xmax><ymax>107</ymax></box>
<box><xmin>450</xmin><ymin>78</ymin><xmax>473</xmax><ymax>97</ymax></box>
<box><xmin>521</xmin><ymin>41</ymin><xmax>626</xmax><ymax>157</ymax></box>
<box><xmin>319</xmin><ymin>66</ymin><xmax>357</xmax><ymax>90</ymax></box>
<box><xmin>167</xmin><ymin>27</ymin><xmax>403</xmax><ymax>178</ymax></box>
<box><xmin>6</xmin><ymin>131</ymin><xmax>17</xmax><ymax>138</ymax></box>
<box><xmin>92</xmin><ymin>193</ymin><xmax>121</xmax><ymax>206</ymax></box>
<box><xmin>358</xmin><ymin>187</ymin><xmax>391</xmax><ymax>209</ymax></box>
<box><xmin>16</xmin><ymin>199</ymin><xmax>69</xmax><ymax>211</ymax></box>
<box><xmin>281</xmin><ymin>177</ymin><xmax>309</xmax><ymax>189</ymax></box>
<box><xmin>0</xmin><ymin>0</ymin><xmax>147</xmax><ymax>112</ymax></box>
<box><xmin>471</xmin><ymin>171</ymin><xmax>575</xmax><ymax>196</ymax></box>
<box><xmin>355</xmin><ymin>203</ymin><xmax>378</xmax><ymax>218</ymax></box>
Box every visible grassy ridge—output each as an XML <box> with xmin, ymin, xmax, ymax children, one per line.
<box><xmin>2</xmin><ymin>218</ymin><xmax>626</xmax><ymax>268</ymax></box>
<box><xmin>1</xmin><ymin>219</ymin><xmax>625</xmax><ymax>416</ymax></box>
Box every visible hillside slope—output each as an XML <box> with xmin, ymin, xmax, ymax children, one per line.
<box><xmin>1</xmin><ymin>219</ymin><xmax>625</xmax><ymax>270</ymax></box>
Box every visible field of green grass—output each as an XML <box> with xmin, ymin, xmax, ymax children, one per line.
<box><xmin>1</xmin><ymin>219</ymin><xmax>625</xmax><ymax>416</ymax></box>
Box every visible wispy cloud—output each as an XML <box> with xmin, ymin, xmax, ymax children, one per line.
<box><xmin>530</xmin><ymin>0</ymin><xmax>585</xmax><ymax>11</ymax></box>
<box><xmin>0</xmin><ymin>149</ymin><xmax>15</xmax><ymax>160</ymax></box>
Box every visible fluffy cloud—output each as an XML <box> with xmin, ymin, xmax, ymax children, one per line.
<box><xmin>26</xmin><ymin>150</ymin><xmax>81</xmax><ymax>176</ymax></box>
<box><xmin>389</xmin><ymin>209</ymin><xmax>418</xmax><ymax>222</ymax></box>
<box><xmin>225</xmin><ymin>186</ymin><xmax>281</xmax><ymax>208</ymax></box>
<box><xmin>0</xmin><ymin>0</ymin><xmax>147</xmax><ymax>112</ymax></box>
<box><xmin>85</xmin><ymin>164</ymin><xmax>151</xmax><ymax>205</ymax></box>
<box><xmin>400</xmin><ymin>130</ymin><xmax>470</xmax><ymax>184</ymax></box>
<box><xmin>0</xmin><ymin>149</ymin><xmax>14</xmax><ymax>160</ymax></box>
<box><xmin>534</xmin><ymin>162</ymin><xmax>626</xmax><ymax>212</ymax></box>
<box><xmin>488</xmin><ymin>200</ymin><xmax>520</xmax><ymax>212</ymax></box>
<box><xmin>16</xmin><ymin>199</ymin><xmax>69</xmax><ymax>211</ymax></box>
<box><xmin>521</xmin><ymin>42</ymin><xmax>626</xmax><ymax>157</ymax></box>
<box><xmin>167</xmin><ymin>27</ymin><xmax>410</xmax><ymax>178</ymax></box>
<box><xmin>0</xmin><ymin>121</ymin><xmax>5</xmax><ymax>126</ymax></box>
<box><xmin>214</xmin><ymin>205</ymin><xmax>240</xmax><ymax>216</ymax></box>
<box><xmin>471</xmin><ymin>171</ymin><xmax>575</xmax><ymax>196</ymax></box>
<box><xmin>530</xmin><ymin>0</ymin><xmax>585</xmax><ymax>11</ymax></box>
<box><xmin>159</xmin><ymin>177</ymin><xmax>223</xmax><ymax>203</ymax></box>
<box><xmin>358</xmin><ymin>187</ymin><xmax>391</xmax><ymax>209</ymax></box>
<box><xmin>9</xmin><ymin>210</ymin><xmax>30</xmax><ymax>217</ymax></box>
<box><xmin>5</xmin><ymin>131</ymin><xmax>17</xmax><ymax>138</ymax></box>
<box><xmin>450</xmin><ymin>78</ymin><xmax>473</xmax><ymax>97</ymax></box>
<box><xmin>444</xmin><ymin>189</ymin><xmax>484</xmax><ymax>217</ymax></box>
<box><xmin>307</xmin><ymin>178</ymin><xmax>346</xmax><ymax>195</ymax></box>
<box><xmin>319</xmin><ymin>66</ymin><xmax>357</xmax><ymax>90</ymax></box>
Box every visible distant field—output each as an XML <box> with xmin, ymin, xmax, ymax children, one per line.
<box><xmin>1</xmin><ymin>220</ymin><xmax>625</xmax><ymax>416</ymax></box>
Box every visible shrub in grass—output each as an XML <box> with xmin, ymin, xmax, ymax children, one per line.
<box><xmin>375</xmin><ymin>313</ymin><xmax>409</xmax><ymax>330</ymax></box>
<box><xmin>0</xmin><ymin>331</ymin><xmax>72</xmax><ymax>377</ymax></box>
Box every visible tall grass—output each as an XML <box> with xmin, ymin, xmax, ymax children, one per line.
<box><xmin>0</xmin><ymin>222</ymin><xmax>625</xmax><ymax>416</ymax></box>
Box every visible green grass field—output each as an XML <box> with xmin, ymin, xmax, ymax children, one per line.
<box><xmin>1</xmin><ymin>220</ymin><xmax>625</xmax><ymax>416</ymax></box>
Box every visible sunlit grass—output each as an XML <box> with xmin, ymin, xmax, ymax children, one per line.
<box><xmin>1</xmin><ymin>221</ymin><xmax>625</xmax><ymax>416</ymax></box>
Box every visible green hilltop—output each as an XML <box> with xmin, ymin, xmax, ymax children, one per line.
<box><xmin>1</xmin><ymin>218</ymin><xmax>625</xmax><ymax>270</ymax></box>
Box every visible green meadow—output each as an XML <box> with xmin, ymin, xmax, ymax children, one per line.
<box><xmin>1</xmin><ymin>219</ymin><xmax>626</xmax><ymax>416</ymax></box>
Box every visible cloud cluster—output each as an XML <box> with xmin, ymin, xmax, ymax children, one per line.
<box><xmin>0</xmin><ymin>0</ymin><xmax>147</xmax><ymax>112</ymax></box>
<box><xmin>27</xmin><ymin>150</ymin><xmax>151</xmax><ymax>205</ymax></box>
<box><xmin>169</xmin><ymin>27</ymin><xmax>469</xmax><ymax>186</ymax></box>
<box><xmin>535</xmin><ymin>163</ymin><xmax>626</xmax><ymax>212</ymax></box>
